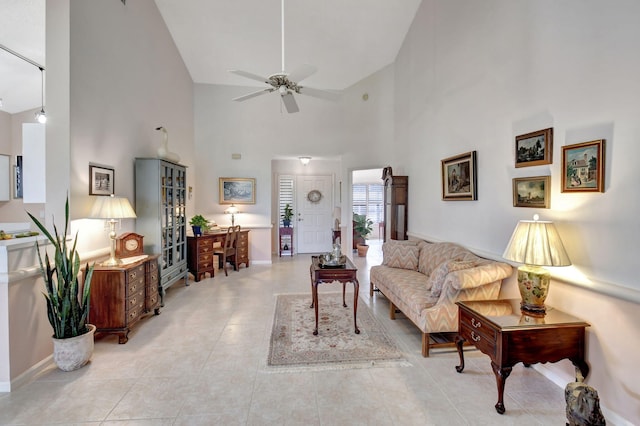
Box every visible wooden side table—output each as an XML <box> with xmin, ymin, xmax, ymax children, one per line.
<box><xmin>455</xmin><ymin>299</ymin><xmax>590</xmax><ymax>414</ymax></box>
<box><xmin>309</xmin><ymin>256</ymin><xmax>359</xmax><ymax>336</ymax></box>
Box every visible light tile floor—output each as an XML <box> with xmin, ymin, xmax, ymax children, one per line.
<box><xmin>0</xmin><ymin>242</ymin><xmax>568</xmax><ymax>425</ymax></box>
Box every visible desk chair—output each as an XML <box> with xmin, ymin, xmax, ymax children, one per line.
<box><xmin>214</xmin><ymin>225</ymin><xmax>240</xmax><ymax>276</ymax></box>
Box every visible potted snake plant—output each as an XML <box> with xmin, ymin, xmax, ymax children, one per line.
<box><xmin>28</xmin><ymin>198</ymin><xmax>96</xmax><ymax>371</ymax></box>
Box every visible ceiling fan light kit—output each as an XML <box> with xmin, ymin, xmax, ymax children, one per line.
<box><xmin>229</xmin><ymin>0</ymin><xmax>340</xmax><ymax>113</ymax></box>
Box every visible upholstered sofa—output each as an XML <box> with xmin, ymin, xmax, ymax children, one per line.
<box><xmin>370</xmin><ymin>240</ymin><xmax>513</xmax><ymax>356</ymax></box>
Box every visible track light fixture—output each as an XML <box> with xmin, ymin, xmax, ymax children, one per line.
<box><xmin>35</xmin><ymin>67</ymin><xmax>46</xmax><ymax>123</ymax></box>
<box><xmin>0</xmin><ymin>44</ymin><xmax>46</xmax><ymax>122</ymax></box>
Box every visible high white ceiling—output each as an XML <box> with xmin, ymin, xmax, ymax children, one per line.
<box><xmin>0</xmin><ymin>0</ymin><xmax>421</xmax><ymax>114</ymax></box>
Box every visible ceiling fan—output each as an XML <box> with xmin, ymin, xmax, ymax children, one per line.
<box><xmin>229</xmin><ymin>0</ymin><xmax>340</xmax><ymax>113</ymax></box>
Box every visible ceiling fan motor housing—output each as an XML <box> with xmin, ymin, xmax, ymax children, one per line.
<box><xmin>270</xmin><ymin>74</ymin><xmax>300</xmax><ymax>94</ymax></box>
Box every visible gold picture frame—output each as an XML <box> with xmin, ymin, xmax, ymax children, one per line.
<box><xmin>441</xmin><ymin>151</ymin><xmax>477</xmax><ymax>201</ymax></box>
<box><xmin>515</xmin><ymin>127</ymin><xmax>553</xmax><ymax>168</ymax></box>
<box><xmin>513</xmin><ymin>176</ymin><xmax>550</xmax><ymax>208</ymax></box>
<box><xmin>561</xmin><ymin>140</ymin><xmax>605</xmax><ymax>193</ymax></box>
<box><xmin>219</xmin><ymin>177</ymin><xmax>256</xmax><ymax>204</ymax></box>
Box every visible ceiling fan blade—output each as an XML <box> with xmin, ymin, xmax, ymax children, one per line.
<box><xmin>232</xmin><ymin>88</ymin><xmax>274</xmax><ymax>102</ymax></box>
<box><xmin>298</xmin><ymin>86</ymin><xmax>342</xmax><ymax>102</ymax></box>
<box><xmin>229</xmin><ymin>69</ymin><xmax>270</xmax><ymax>84</ymax></box>
<box><xmin>280</xmin><ymin>92</ymin><xmax>299</xmax><ymax>113</ymax></box>
<box><xmin>287</xmin><ymin>64</ymin><xmax>317</xmax><ymax>83</ymax></box>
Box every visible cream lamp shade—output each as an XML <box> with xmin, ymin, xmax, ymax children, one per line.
<box><xmin>503</xmin><ymin>215</ymin><xmax>571</xmax><ymax>313</ymax></box>
<box><xmin>90</xmin><ymin>195</ymin><xmax>137</xmax><ymax>266</ymax></box>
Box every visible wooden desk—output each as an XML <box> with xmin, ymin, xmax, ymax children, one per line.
<box><xmin>309</xmin><ymin>256</ymin><xmax>359</xmax><ymax>336</ymax></box>
<box><xmin>90</xmin><ymin>255</ymin><xmax>160</xmax><ymax>344</ymax></box>
<box><xmin>455</xmin><ymin>299</ymin><xmax>590</xmax><ymax>414</ymax></box>
<box><xmin>187</xmin><ymin>229</ymin><xmax>250</xmax><ymax>281</ymax></box>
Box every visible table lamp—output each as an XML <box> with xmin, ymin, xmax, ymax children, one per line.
<box><xmin>225</xmin><ymin>203</ymin><xmax>239</xmax><ymax>226</ymax></box>
<box><xmin>502</xmin><ymin>214</ymin><xmax>571</xmax><ymax>313</ymax></box>
<box><xmin>90</xmin><ymin>195</ymin><xmax>137</xmax><ymax>266</ymax></box>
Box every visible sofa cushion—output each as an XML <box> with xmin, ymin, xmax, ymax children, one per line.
<box><xmin>427</xmin><ymin>259</ymin><xmax>479</xmax><ymax>297</ymax></box>
<box><xmin>418</xmin><ymin>242</ymin><xmax>479</xmax><ymax>276</ymax></box>
<box><xmin>382</xmin><ymin>240</ymin><xmax>420</xmax><ymax>270</ymax></box>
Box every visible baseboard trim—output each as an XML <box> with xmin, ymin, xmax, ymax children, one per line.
<box><xmin>1</xmin><ymin>354</ymin><xmax>53</xmax><ymax>392</ymax></box>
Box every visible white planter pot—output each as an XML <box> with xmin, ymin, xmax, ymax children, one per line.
<box><xmin>52</xmin><ymin>324</ymin><xmax>96</xmax><ymax>371</ymax></box>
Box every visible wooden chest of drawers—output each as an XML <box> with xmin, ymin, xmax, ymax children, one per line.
<box><xmin>187</xmin><ymin>230</ymin><xmax>250</xmax><ymax>282</ymax></box>
<box><xmin>235</xmin><ymin>230</ymin><xmax>249</xmax><ymax>268</ymax></box>
<box><xmin>89</xmin><ymin>255</ymin><xmax>160</xmax><ymax>344</ymax></box>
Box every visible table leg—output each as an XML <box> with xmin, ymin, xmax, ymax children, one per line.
<box><xmin>312</xmin><ymin>282</ymin><xmax>319</xmax><ymax>336</ymax></box>
<box><xmin>491</xmin><ymin>362</ymin><xmax>512</xmax><ymax>414</ymax></box>
<box><xmin>455</xmin><ymin>335</ymin><xmax>465</xmax><ymax>373</ymax></box>
<box><xmin>353</xmin><ymin>278</ymin><xmax>360</xmax><ymax>334</ymax></box>
<box><xmin>342</xmin><ymin>282</ymin><xmax>347</xmax><ymax>307</ymax></box>
<box><xmin>309</xmin><ymin>265</ymin><xmax>314</xmax><ymax>308</ymax></box>
<box><xmin>571</xmin><ymin>358</ymin><xmax>590</xmax><ymax>382</ymax></box>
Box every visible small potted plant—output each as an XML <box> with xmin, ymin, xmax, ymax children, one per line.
<box><xmin>28</xmin><ymin>198</ymin><xmax>96</xmax><ymax>371</ymax></box>
<box><xmin>281</xmin><ymin>204</ymin><xmax>294</xmax><ymax>227</ymax></box>
<box><xmin>353</xmin><ymin>213</ymin><xmax>373</xmax><ymax>257</ymax></box>
<box><xmin>189</xmin><ymin>214</ymin><xmax>210</xmax><ymax>236</ymax></box>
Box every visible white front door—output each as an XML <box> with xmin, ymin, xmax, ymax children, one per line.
<box><xmin>296</xmin><ymin>175</ymin><xmax>333</xmax><ymax>253</ymax></box>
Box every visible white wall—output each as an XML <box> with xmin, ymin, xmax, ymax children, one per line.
<box><xmin>68</xmin><ymin>0</ymin><xmax>195</xmax><ymax>237</ymax></box>
<box><xmin>193</xmin><ymin>64</ymin><xmax>395</xmax><ymax>260</ymax></box>
<box><xmin>395</xmin><ymin>1</ymin><xmax>640</xmax><ymax>423</ymax></box>
<box><xmin>2</xmin><ymin>0</ymin><xmax>195</xmax><ymax>389</ymax></box>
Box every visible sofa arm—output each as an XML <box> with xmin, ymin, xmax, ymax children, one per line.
<box><xmin>445</xmin><ymin>262</ymin><xmax>513</xmax><ymax>290</ymax></box>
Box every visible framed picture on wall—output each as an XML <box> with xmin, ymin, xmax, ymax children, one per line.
<box><xmin>561</xmin><ymin>139</ymin><xmax>605</xmax><ymax>193</ymax></box>
<box><xmin>515</xmin><ymin>127</ymin><xmax>553</xmax><ymax>168</ymax></box>
<box><xmin>14</xmin><ymin>155</ymin><xmax>23</xmax><ymax>199</ymax></box>
<box><xmin>219</xmin><ymin>177</ymin><xmax>256</xmax><ymax>204</ymax></box>
<box><xmin>441</xmin><ymin>151</ymin><xmax>477</xmax><ymax>201</ymax></box>
<box><xmin>89</xmin><ymin>165</ymin><xmax>115</xmax><ymax>196</ymax></box>
<box><xmin>513</xmin><ymin>176</ymin><xmax>550</xmax><ymax>208</ymax></box>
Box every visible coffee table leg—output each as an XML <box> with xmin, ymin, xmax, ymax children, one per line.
<box><xmin>313</xmin><ymin>283</ymin><xmax>319</xmax><ymax>335</ymax></box>
<box><xmin>342</xmin><ymin>282</ymin><xmax>347</xmax><ymax>307</ymax></box>
<box><xmin>309</xmin><ymin>265</ymin><xmax>314</xmax><ymax>308</ymax></box>
<box><xmin>353</xmin><ymin>279</ymin><xmax>360</xmax><ymax>334</ymax></box>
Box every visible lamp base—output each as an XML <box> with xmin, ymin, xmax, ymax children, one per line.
<box><xmin>517</xmin><ymin>264</ymin><xmax>551</xmax><ymax>314</ymax></box>
<box><xmin>100</xmin><ymin>256</ymin><xmax>123</xmax><ymax>267</ymax></box>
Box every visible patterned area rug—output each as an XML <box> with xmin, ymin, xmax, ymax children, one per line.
<box><xmin>267</xmin><ymin>293</ymin><xmax>409</xmax><ymax>371</ymax></box>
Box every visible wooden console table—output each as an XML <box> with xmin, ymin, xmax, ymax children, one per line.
<box><xmin>455</xmin><ymin>299</ymin><xmax>590</xmax><ymax>414</ymax></box>
<box><xmin>309</xmin><ymin>256</ymin><xmax>360</xmax><ymax>336</ymax></box>
<box><xmin>187</xmin><ymin>229</ymin><xmax>250</xmax><ymax>281</ymax></box>
<box><xmin>90</xmin><ymin>255</ymin><xmax>160</xmax><ymax>344</ymax></box>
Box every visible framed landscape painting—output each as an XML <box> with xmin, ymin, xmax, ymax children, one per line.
<box><xmin>219</xmin><ymin>177</ymin><xmax>256</xmax><ymax>204</ymax></box>
<box><xmin>561</xmin><ymin>139</ymin><xmax>605</xmax><ymax>193</ymax></box>
<box><xmin>513</xmin><ymin>176</ymin><xmax>550</xmax><ymax>208</ymax></box>
<box><xmin>515</xmin><ymin>128</ymin><xmax>553</xmax><ymax>168</ymax></box>
<box><xmin>441</xmin><ymin>151</ymin><xmax>477</xmax><ymax>201</ymax></box>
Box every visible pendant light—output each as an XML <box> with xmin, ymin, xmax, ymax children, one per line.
<box><xmin>35</xmin><ymin>67</ymin><xmax>46</xmax><ymax>123</ymax></box>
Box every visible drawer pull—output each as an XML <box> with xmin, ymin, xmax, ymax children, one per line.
<box><xmin>471</xmin><ymin>318</ymin><xmax>482</xmax><ymax>328</ymax></box>
<box><xmin>471</xmin><ymin>331</ymin><xmax>481</xmax><ymax>342</ymax></box>
<box><xmin>130</xmin><ymin>271</ymin><xmax>137</xmax><ymax>280</ymax></box>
